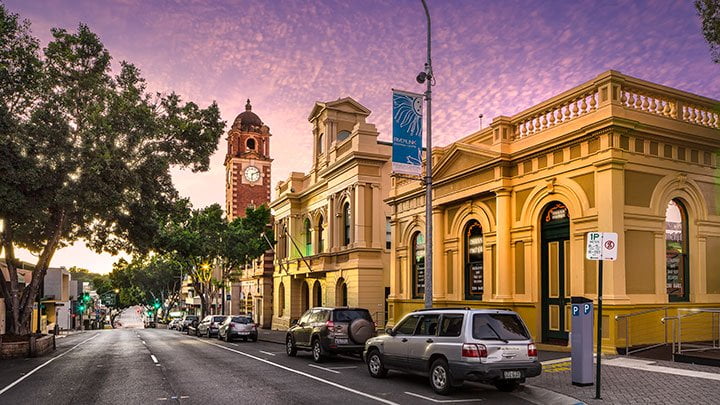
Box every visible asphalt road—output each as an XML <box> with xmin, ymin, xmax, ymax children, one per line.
<box><xmin>0</xmin><ymin>322</ymin><xmax>546</xmax><ymax>404</ymax></box>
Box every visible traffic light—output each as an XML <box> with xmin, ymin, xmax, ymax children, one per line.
<box><xmin>147</xmin><ymin>310</ymin><xmax>154</xmax><ymax>317</ymax></box>
<box><xmin>153</xmin><ymin>299</ymin><xmax>161</xmax><ymax>310</ymax></box>
<box><xmin>82</xmin><ymin>292</ymin><xmax>90</xmax><ymax>303</ymax></box>
<box><xmin>78</xmin><ymin>303</ymin><xmax>86</xmax><ymax>312</ymax></box>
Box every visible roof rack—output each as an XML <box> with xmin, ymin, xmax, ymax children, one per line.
<box><xmin>412</xmin><ymin>307</ymin><xmax>472</xmax><ymax>312</ymax></box>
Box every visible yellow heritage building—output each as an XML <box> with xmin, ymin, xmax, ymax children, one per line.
<box><xmin>387</xmin><ymin>71</ymin><xmax>720</xmax><ymax>352</ymax></box>
<box><xmin>271</xmin><ymin>98</ymin><xmax>392</xmax><ymax>330</ymax></box>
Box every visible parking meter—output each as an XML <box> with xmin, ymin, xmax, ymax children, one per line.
<box><xmin>571</xmin><ymin>296</ymin><xmax>594</xmax><ymax>386</ymax></box>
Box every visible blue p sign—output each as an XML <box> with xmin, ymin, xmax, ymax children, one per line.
<box><xmin>584</xmin><ymin>304</ymin><xmax>591</xmax><ymax>315</ymax></box>
<box><xmin>572</xmin><ymin>305</ymin><xmax>580</xmax><ymax>317</ymax></box>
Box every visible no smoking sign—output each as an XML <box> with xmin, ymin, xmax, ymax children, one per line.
<box><xmin>586</xmin><ymin>232</ymin><xmax>618</xmax><ymax>261</ymax></box>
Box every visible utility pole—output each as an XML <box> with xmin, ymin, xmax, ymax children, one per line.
<box><xmin>420</xmin><ymin>0</ymin><xmax>434</xmax><ymax>309</ymax></box>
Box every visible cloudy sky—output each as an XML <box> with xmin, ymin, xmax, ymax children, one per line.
<box><xmin>6</xmin><ymin>0</ymin><xmax>719</xmax><ymax>273</ymax></box>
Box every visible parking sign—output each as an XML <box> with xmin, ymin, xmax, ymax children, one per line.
<box><xmin>586</xmin><ymin>232</ymin><xmax>618</xmax><ymax>261</ymax></box>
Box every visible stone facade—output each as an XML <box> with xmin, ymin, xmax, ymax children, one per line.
<box><xmin>387</xmin><ymin>70</ymin><xmax>720</xmax><ymax>352</ymax></box>
<box><xmin>270</xmin><ymin>98</ymin><xmax>392</xmax><ymax>330</ymax></box>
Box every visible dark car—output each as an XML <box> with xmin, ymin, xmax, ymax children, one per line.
<box><xmin>286</xmin><ymin>307</ymin><xmax>376</xmax><ymax>363</ymax></box>
<box><xmin>180</xmin><ymin>315</ymin><xmax>199</xmax><ymax>332</ymax></box>
<box><xmin>218</xmin><ymin>315</ymin><xmax>258</xmax><ymax>342</ymax></box>
<box><xmin>197</xmin><ymin>315</ymin><xmax>228</xmax><ymax>338</ymax></box>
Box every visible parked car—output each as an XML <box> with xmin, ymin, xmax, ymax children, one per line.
<box><xmin>180</xmin><ymin>315</ymin><xmax>199</xmax><ymax>332</ymax></box>
<box><xmin>197</xmin><ymin>315</ymin><xmax>228</xmax><ymax>338</ymax></box>
<box><xmin>187</xmin><ymin>318</ymin><xmax>200</xmax><ymax>335</ymax></box>
<box><xmin>218</xmin><ymin>315</ymin><xmax>258</xmax><ymax>342</ymax></box>
<box><xmin>286</xmin><ymin>307</ymin><xmax>375</xmax><ymax>362</ymax></box>
<box><xmin>168</xmin><ymin>318</ymin><xmax>182</xmax><ymax>330</ymax></box>
<box><xmin>143</xmin><ymin>318</ymin><xmax>156</xmax><ymax>328</ymax></box>
<box><xmin>363</xmin><ymin>308</ymin><xmax>541</xmax><ymax>395</ymax></box>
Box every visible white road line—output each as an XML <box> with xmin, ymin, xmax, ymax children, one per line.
<box><xmin>541</xmin><ymin>357</ymin><xmax>571</xmax><ymax>366</ymax></box>
<box><xmin>259</xmin><ymin>350</ymin><xmax>276</xmax><ymax>356</ymax></box>
<box><xmin>604</xmin><ymin>357</ymin><xmax>720</xmax><ymax>381</ymax></box>
<box><xmin>193</xmin><ymin>337</ymin><xmax>399</xmax><ymax>405</ymax></box>
<box><xmin>0</xmin><ymin>333</ymin><xmax>100</xmax><ymax>397</ymax></box>
<box><xmin>327</xmin><ymin>366</ymin><xmax>357</xmax><ymax>370</ymax></box>
<box><xmin>142</xmin><ymin>341</ymin><xmax>146</xmax><ymax>345</ymax></box>
<box><xmin>308</xmin><ymin>364</ymin><xmax>341</xmax><ymax>374</ymax></box>
<box><xmin>180</xmin><ymin>396</ymin><xmax>190</xmax><ymax>399</ymax></box>
<box><xmin>404</xmin><ymin>392</ymin><xmax>483</xmax><ymax>403</ymax></box>
<box><xmin>151</xmin><ymin>354</ymin><xmax>159</xmax><ymax>364</ymax></box>
<box><xmin>230</xmin><ymin>343</ymin><xmax>239</xmax><ymax>346</ymax></box>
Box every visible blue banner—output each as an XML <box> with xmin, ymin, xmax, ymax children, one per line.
<box><xmin>392</xmin><ymin>89</ymin><xmax>423</xmax><ymax>176</ymax></box>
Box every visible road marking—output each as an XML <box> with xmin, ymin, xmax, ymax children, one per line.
<box><xmin>230</xmin><ymin>343</ymin><xmax>239</xmax><ymax>346</ymax></box>
<box><xmin>541</xmin><ymin>357</ymin><xmax>571</xmax><ymax>366</ymax></box>
<box><xmin>404</xmin><ymin>392</ymin><xmax>482</xmax><ymax>403</ymax></box>
<box><xmin>180</xmin><ymin>396</ymin><xmax>189</xmax><ymax>399</ymax></box>
<box><xmin>0</xmin><ymin>333</ymin><xmax>99</xmax><ymax>397</ymax></box>
<box><xmin>327</xmin><ymin>366</ymin><xmax>357</xmax><ymax>370</ymax></box>
<box><xmin>604</xmin><ymin>357</ymin><xmax>720</xmax><ymax>381</ymax></box>
<box><xmin>142</xmin><ymin>341</ymin><xmax>146</xmax><ymax>345</ymax></box>
<box><xmin>193</xmin><ymin>337</ymin><xmax>399</xmax><ymax>405</ymax></box>
<box><xmin>259</xmin><ymin>350</ymin><xmax>276</xmax><ymax>356</ymax></box>
<box><xmin>308</xmin><ymin>364</ymin><xmax>341</xmax><ymax>374</ymax></box>
<box><xmin>151</xmin><ymin>355</ymin><xmax>159</xmax><ymax>364</ymax></box>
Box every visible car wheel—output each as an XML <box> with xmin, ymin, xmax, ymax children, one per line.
<box><xmin>286</xmin><ymin>336</ymin><xmax>297</xmax><ymax>357</ymax></box>
<box><xmin>250</xmin><ymin>335</ymin><xmax>257</xmax><ymax>342</ymax></box>
<box><xmin>242</xmin><ymin>336</ymin><xmax>248</xmax><ymax>342</ymax></box>
<box><xmin>429</xmin><ymin>358</ymin><xmax>453</xmax><ymax>395</ymax></box>
<box><xmin>367</xmin><ymin>350</ymin><xmax>388</xmax><ymax>378</ymax></box>
<box><xmin>312</xmin><ymin>338</ymin><xmax>324</xmax><ymax>363</ymax></box>
<box><xmin>494</xmin><ymin>380</ymin><xmax>520</xmax><ymax>392</ymax></box>
<box><xmin>206</xmin><ymin>329</ymin><xmax>210</xmax><ymax>338</ymax></box>
<box><xmin>217</xmin><ymin>332</ymin><xmax>222</xmax><ymax>340</ymax></box>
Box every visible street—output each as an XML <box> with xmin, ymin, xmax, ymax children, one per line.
<box><xmin>0</xmin><ymin>311</ymin><xmax>550</xmax><ymax>404</ymax></box>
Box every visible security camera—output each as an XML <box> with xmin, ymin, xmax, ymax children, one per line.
<box><xmin>416</xmin><ymin>71</ymin><xmax>428</xmax><ymax>84</ymax></box>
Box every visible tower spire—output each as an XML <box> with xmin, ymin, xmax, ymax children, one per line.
<box><xmin>246</xmin><ymin>99</ymin><xmax>252</xmax><ymax>111</ymax></box>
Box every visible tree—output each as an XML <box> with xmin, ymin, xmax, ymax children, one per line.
<box><xmin>157</xmin><ymin>204</ymin><xmax>272</xmax><ymax>317</ymax></box>
<box><xmin>0</xmin><ymin>5</ymin><xmax>224</xmax><ymax>335</ymax></box>
<box><xmin>696</xmin><ymin>0</ymin><xmax>720</xmax><ymax>63</ymax></box>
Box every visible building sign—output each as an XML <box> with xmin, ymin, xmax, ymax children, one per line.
<box><xmin>466</xmin><ymin>223</ymin><xmax>484</xmax><ymax>297</ymax></box>
<box><xmin>415</xmin><ymin>262</ymin><xmax>425</xmax><ymax>295</ymax></box>
<box><xmin>392</xmin><ymin>89</ymin><xmax>423</xmax><ymax>176</ymax></box>
<box><xmin>468</xmin><ymin>262</ymin><xmax>483</xmax><ymax>294</ymax></box>
<box><xmin>545</xmin><ymin>203</ymin><xmax>568</xmax><ymax>222</ymax></box>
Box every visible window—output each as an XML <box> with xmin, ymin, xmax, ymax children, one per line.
<box><xmin>395</xmin><ymin>315</ymin><xmax>420</xmax><ymax>335</ymax></box>
<box><xmin>472</xmin><ymin>314</ymin><xmax>530</xmax><ymax>341</ymax></box>
<box><xmin>341</xmin><ymin>282</ymin><xmax>348</xmax><ymax>306</ymax></box>
<box><xmin>318</xmin><ymin>133</ymin><xmax>324</xmax><ymax>154</ymax></box>
<box><xmin>666</xmin><ymin>199</ymin><xmax>689</xmax><ymax>301</ymax></box>
<box><xmin>386</xmin><ymin>217</ymin><xmax>392</xmax><ymax>249</ymax></box>
<box><xmin>318</xmin><ymin>215</ymin><xmax>325</xmax><ymax>253</ymax></box>
<box><xmin>278</xmin><ymin>282</ymin><xmax>285</xmax><ymax>317</ymax></box>
<box><xmin>412</xmin><ymin>232</ymin><xmax>425</xmax><ymax>299</ymax></box>
<box><xmin>343</xmin><ymin>202</ymin><xmax>351</xmax><ymax>246</ymax></box>
<box><xmin>439</xmin><ymin>315</ymin><xmax>464</xmax><ymax>337</ymax></box>
<box><xmin>304</xmin><ymin>218</ymin><xmax>312</xmax><ymax>256</ymax></box>
<box><xmin>337</xmin><ymin>130</ymin><xmax>351</xmax><ymax>142</ymax></box>
<box><xmin>465</xmin><ymin>220</ymin><xmax>484</xmax><ymax>300</ymax></box>
<box><xmin>416</xmin><ymin>315</ymin><xmax>440</xmax><ymax>336</ymax></box>
<box><xmin>246</xmin><ymin>138</ymin><xmax>256</xmax><ymax>150</ymax></box>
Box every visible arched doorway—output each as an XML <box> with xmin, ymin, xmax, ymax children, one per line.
<box><xmin>666</xmin><ymin>199</ymin><xmax>690</xmax><ymax>302</ymax></box>
<box><xmin>540</xmin><ymin>201</ymin><xmax>570</xmax><ymax>344</ymax></box>
<box><xmin>301</xmin><ymin>282</ymin><xmax>310</xmax><ymax>312</ymax></box>
<box><xmin>336</xmin><ymin>278</ymin><xmax>348</xmax><ymax>307</ymax></box>
<box><xmin>312</xmin><ymin>280</ymin><xmax>322</xmax><ymax>307</ymax></box>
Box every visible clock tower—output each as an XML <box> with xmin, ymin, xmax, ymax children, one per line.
<box><xmin>224</xmin><ymin>99</ymin><xmax>272</xmax><ymax>220</ymax></box>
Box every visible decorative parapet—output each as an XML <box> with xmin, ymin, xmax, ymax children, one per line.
<box><xmin>510</xmin><ymin>70</ymin><xmax>718</xmax><ymax>141</ymax></box>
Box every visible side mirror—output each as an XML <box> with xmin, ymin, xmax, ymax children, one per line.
<box><xmin>291</xmin><ymin>318</ymin><xmax>299</xmax><ymax>326</ymax></box>
<box><xmin>385</xmin><ymin>327</ymin><xmax>396</xmax><ymax>336</ymax></box>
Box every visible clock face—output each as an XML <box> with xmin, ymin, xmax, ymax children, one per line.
<box><xmin>244</xmin><ymin>165</ymin><xmax>261</xmax><ymax>182</ymax></box>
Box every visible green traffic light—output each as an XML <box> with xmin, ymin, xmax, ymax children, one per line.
<box><xmin>78</xmin><ymin>304</ymin><xmax>86</xmax><ymax>311</ymax></box>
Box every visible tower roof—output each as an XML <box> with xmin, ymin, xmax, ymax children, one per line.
<box><xmin>232</xmin><ymin>99</ymin><xmax>263</xmax><ymax>131</ymax></box>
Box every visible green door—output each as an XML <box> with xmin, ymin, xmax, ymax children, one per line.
<box><xmin>541</xmin><ymin>202</ymin><xmax>570</xmax><ymax>343</ymax></box>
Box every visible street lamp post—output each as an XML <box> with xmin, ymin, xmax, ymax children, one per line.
<box><xmin>420</xmin><ymin>0</ymin><xmax>434</xmax><ymax>309</ymax></box>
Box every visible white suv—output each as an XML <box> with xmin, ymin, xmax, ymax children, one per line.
<box><xmin>363</xmin><ymin>308</ymin><xmax>541</xmax><ymax>394</ymax></box>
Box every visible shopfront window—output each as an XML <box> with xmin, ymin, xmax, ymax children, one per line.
<box><xmin>464</xmin><ymin>220</ymin><xmax>484</xmax><ymax>300</ymax></box>
<box><xmin>666</xmin><ymin>199</ymin><xmax>689</xmax><ymax>301</ymax></box>
<box><xmin>412</xmin><ymin>232</ymin><xmax>425</xmax><ymax>299</ymax></box>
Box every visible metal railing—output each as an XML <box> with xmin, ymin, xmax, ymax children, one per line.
<box><xmin>615</xmin><ymin>307</ymin><xmax>669</xmax><ymax>356</ymax></box>
<box><xmin>662</xmin><ymin>308</ymin><xmax>720</xmax><ymax>355</ymax></box>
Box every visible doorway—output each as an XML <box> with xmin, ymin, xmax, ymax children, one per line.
<box><xmin>540</xmin><ymin>202</ymin><xmax>570</xmax><ymax>344</ymax></box>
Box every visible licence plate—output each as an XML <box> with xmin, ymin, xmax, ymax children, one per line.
<box><xmin>503</xmin><ymin>370</ymin><xmax>522</xmax><ymax>379</ymax></box>
<box><xmin>334</xmin><ymin>338</ymin><xmax>349</xmax><ymax>344</ymax></box>
<box><xmin>238</xmin><ymin>331</ymin><xmax>250</xmax><ymax>335</ymax></box>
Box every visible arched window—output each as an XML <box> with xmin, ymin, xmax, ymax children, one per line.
<box><xmin>318</xmin><ymin>215</ymin><xmax>325</xmax><ymax>253</ymax></box>
<box><xmin>318</xmin><ymin>133</ymin><xmax>324</xmax><ymax>154</ymax></box>
<box><xmin>412</xmin><ymin>232</ymin><xmax>426</xmax><ymax>299</ymax></box>
<box><xmin>278</xmin><ymin>282</ymin><xmax>285</xmax><ymax>317</ymax></box>
<box><xmin>337</xmin><ymin>130</ymin><xmax>351</xmax><ymax>142</ymax></box>
<box><xmin>304</xmin><ymin>218</ymin><xmax>312</xmax><ymax>256</ymax></box>
<box><xmin>464</xmin><ymin>220</ymin><xmax>484</xmax><ymax>300</ymax></box>
<box><xmin>343</xmin><ymin>202</ymin><xmax>351</xmax><ymax>246</ymax></box>
<box><xmin>246</xmin><ymin>138</ymin><xmax>256</xmax><ymax>151</ymax></box>
<box><xmin>313</xmin><ymin>280</ymin><xmax>322</xmax><ymax>307</ymax></box>
<box><xmin>337</xmin><ymin>278</ymin><xmax>348</xmax><ymax>306</ymax></box>
<box><xmin>666</xmin><ymin>199</ymin><xmax>689</xmax><ymax>301</ymax></box>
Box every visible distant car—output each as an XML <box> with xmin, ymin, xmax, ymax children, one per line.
<box><xmin>168</xmin><ymin>318</ymin><xmax>182</xmax><ymax>330</ymax></box>
<box><xmin>218</xmin><ymin>315</ymin><xmax>258</xmax><ymax>342</ymax></box>
<box><xmin>197</xmin><ymin>315</ymin><xmax>228</xmax><ymax>338</ymax></box>
<box><xmin>286</xmin><ymin>307</ymin><xmax>375</xmax><ymax>363</ymax></box>
<box><xmin>180</xmin><ymin>315</ymin><xmax>199</xmax><ymax>332</ymax></box>
<box><xmin>363</xmin><ymin>308</ymin><xmax>541</xmax><ymax>395</ymax></box>
<box><xmin>143</xmin><ymin>319</ymin><xmax>156</xmax><ymax>328</ymax></box>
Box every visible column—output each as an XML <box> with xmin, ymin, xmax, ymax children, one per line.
<box><xmin>354</xmin><ymin>183</ymin><xmax>367</xmax><ymax>247</ymax></box>
<box><xmin>495</xmin><ymin>188</ymin><xmax>513</xmax><ymax>300</ymax></box>
<box><xmin>371</xmin><ymin>184</ymin><xmax>383</xmax><ymax>249</ymax></box>
<box><xmin>327</xmin><ymin>195</ymin><xmax>336</xmax><ymax>252</ymax></box>
<box><xmin>432</xmin><ymin>207</ymin><xmax>445</xmax><ymax>299</ymax></box>
<box><xmin>349</xmin><ymin>185</ymin><xmax>356</xmax><ymax>246</ymax></box>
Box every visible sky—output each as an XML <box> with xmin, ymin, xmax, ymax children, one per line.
<box><xmin>6</xmin><ymin>0</ymin><xmax>719</xmax><ymax>274</ymax></box>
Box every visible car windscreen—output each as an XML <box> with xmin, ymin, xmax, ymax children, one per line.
<box><xmin>332</xmin><ymin>310</ymin><xmax>372</xmax><ymax>322</ymax></box>
<box><xmin>213</xmin><ymin>316</ymin><xmax>227</xmax><ymax>323</ymax></box>
<box><xmin>472</xmin><ymin>314</ymin><xmax>530</xmax><ymax>341</ymax></box>
<box><xmin>232</xmin><ymin>317</ymin><xmax>252</xmax><ymax>324</ymax></box>
<box><xmin>185</xmin><ymin>316</ymin><xmax>198</xmax><ymax>320</ymax></box>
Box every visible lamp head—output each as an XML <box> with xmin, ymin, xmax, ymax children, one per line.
<box><xmin>416</xmin><ymin>71</ymin><xmax>428</xmax><ymax>84</ymax></box>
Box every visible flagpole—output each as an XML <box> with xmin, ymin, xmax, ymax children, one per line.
<box><xmin>420</xmin><ymin>0</ymin><xmax>433</xmax><ymax>309</ymax></box>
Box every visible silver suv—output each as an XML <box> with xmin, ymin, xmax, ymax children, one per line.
<box><xmin>363</xmin><ymin>308</ymin><xmax>541</xmax><ymax>394</ymax></box>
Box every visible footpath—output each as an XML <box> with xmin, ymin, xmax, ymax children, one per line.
<box><xmin>257</xmin><ymin>328</ymin><xmax>720</xmax><ymax>404</ymax></box>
